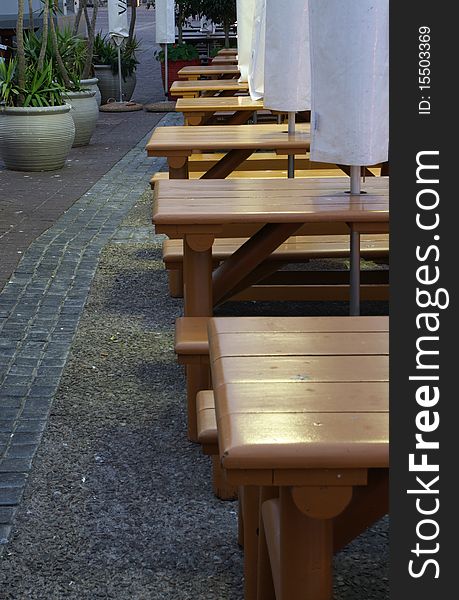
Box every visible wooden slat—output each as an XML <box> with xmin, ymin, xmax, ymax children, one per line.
<box><xmin>218</xmin><ymin>412</ymin><xmax>388</xmax><ymax>469</ymax></box>
<box><xmin>170</xmin><ymin>79</ymin><xmax>248</xmax><ymax>94</ymax></box>
<box><xmin>176</xmin><ymin>96</ymin><xmax>263</xmax><ymax>113</ymax></box>
<box><xmin>179</xmin><ymin>65</ymin><xmax>240</xmax><ymax>78</ymax></box>
<box><xmin>216</xmin><ymin>381</ymin><xmax>388</xmax><ymax>415</ymax></box>
<box><xmin>209</xmin><ymin>315</ymin><xmax>388</xmax><ymax>335</ymax></box>
<box><xmin>211</xmin><ymin>355</ymin><xmax>389</xmax><ymax>385</ymax></box>
<box><xmin>210</xmin><ymin>332</ymin><xmax>389</xmax><ymax>359</ymax></box>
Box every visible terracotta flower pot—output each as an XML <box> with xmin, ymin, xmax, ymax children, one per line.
<box><xmin>160</xmin><ymin>59</ymin><xmax>201</xmax><ymax>100</ymax></box>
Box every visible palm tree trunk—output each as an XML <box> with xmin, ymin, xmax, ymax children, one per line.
<box><xmin>82</xmin><ymin>0</ymin><xmax>99</xmax><ymax>78</ymax></box>
<box><xmin>16</xmin><ymin>0</ymin><xmax>26</xmax><ymax>106</ymax></box>
<box><xmin>73</xmin><ymin>0</ymin><xmax>86</xmax><ymax>37</ymax></box>
<box><xmin>38</xmin><ymin>0</ymin><xmax>50</xmax><ymax>71</ymax></box>
<box><xmin>28</xmin><ymin>0</ymin><xmax>35</xmax><ymax>30</ymax></box>
<box><xmin>49</xmin><ymin>8</ymin><xmax>73</xmax><ymax>89</ymax></box>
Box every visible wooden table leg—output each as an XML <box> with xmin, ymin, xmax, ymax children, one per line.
<box><xmin>227</xmin><ymin>110</ymin><xmax>255</xmax><ymax>125</ymax></box>
<box><xmin>257</xmin><ymin>487</ymin><xmax>279</xmax><ymax>600</ymax></box>
<box><xmin>168</xmin><ymin>155</ymin><xmax>189</xmax><ymax>179</ymax></box>
<box><xmin>242</xmin><ymin>486</ymin><xmax>260</xmax><ymax>600</ymax></box>
<box><xmin>349</xmin><ymin>225</ymin><xmax>361</xmax><ymax>316</ymax></box>
<box><xmin>212</xmin><ymin>223</ymin><xmax>303</xmax><ymax>306</ymax></box>
<box><xmin>201</xmin><ymin>148</ymin><xmax>254</xmax><ymax>179</ymax></box>
<box><xmin>276</xmin><ymin>486</ymin><xmax>352</xmax><ymax>600</ymax></box>
<box><xmin>183</xmin><ymin>234</ymin><xmax>214</xmax><ymax>316</ymax></box>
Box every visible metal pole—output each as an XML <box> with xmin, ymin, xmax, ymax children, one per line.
<box><xmin>117</xmin><ymin>45</ymin><xmax>123</xmax><ymax>103</ymax></box>
<box><xmin>349</xmin><ymin>165</ymin><xmax>362</xmax><ymax>315</ymax></box>
<box><xmin>287</xmin><ymin>111</ymin><xmax>295</xmax><ymax>178</ymax></box>
<box><xmin>350</xmin><ymin>165</ymin><xmax>361</xmax><ymax>195</ymax></box>
<box><xmin>165</xmin><ymin>43</ymin><xmax>169</xmax><ymax>97</ymax></box>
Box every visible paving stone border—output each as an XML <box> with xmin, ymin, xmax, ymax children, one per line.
<box><xmin>0</xmin><ymin>112</ymin><xmax>179</xmax><ymax>546</ymax></box>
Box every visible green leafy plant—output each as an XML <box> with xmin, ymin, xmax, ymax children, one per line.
<box><xmin>154</xmin><ymin>42</ymin><xmax>200</xmax><ymax>63</ymax></box>
<box><xmin>0</xmin><ymin>56</ymin><xmax>65</xmax><ymax>107</ymax></box>
<box><xmin>0</xmin><ymin>59</ymin><xmax>20</xmax><ymax>106</ymax></box>
<box><xmin>93</xmin><ymin>32</ymin><xmax>140</xmax><ymax>79</ymax></box>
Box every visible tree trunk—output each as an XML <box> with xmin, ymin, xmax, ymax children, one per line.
<box><xmin>16</xmin><ymin>0</ymin><xmax>26</xmax><ymax>106</ymax></box>
<box><xmin>73</xmin><ymin>0</ymin><xmax>86</xmax><ymax>37</ymax></box>
<box><xmin>224</xmin><ymin>22</ymin><xmax>230</xmax><ymax>48</ymax></box>
<box><xmin>49</xmin><ymin>10</ymin><xmax>73</xmax><ymax>90</ymax></box>
<box><xmin>177</xmin><ymin>6</ymin><xmax>184</xmax><ymax>44</ymax></box>
<box><xmin>82</xmin><ymin>0</ymin><xmax>99</xmax><ymax>78</ymax></box>
<box><xmin>128</xmin><ymin>0</ymin><xmax>137</xmax><ymax>42</ymax></box>
<box><xmin>38</xmin><ymin>0</ymin><xmax>50</xmax><ymax>72</ymax></box>
<box><xmin>28</xmin><ymin>0</ymin><xmax>34</xmax><ymax>30</ymax></box>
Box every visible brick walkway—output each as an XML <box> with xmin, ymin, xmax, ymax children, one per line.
<box><xmin>0</xmin><ymin>6</ymin><xmax>165</xmax><ymax>291</ymax></box>
<box><xmin>0</xmin><ymin>112</ymin><xmax>180</xmax><ymax>546</ymax></box>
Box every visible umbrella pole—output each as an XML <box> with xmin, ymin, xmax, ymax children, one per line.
<box><xmin>349</xmin><ymin>165</ymin><xmax>362</xmax><ymax>316</ymax></box>
<box><xmin>165</xmin><ymin>43</ymin><xmax>169</xmax><ymax>97</ymax></box>
<box><xmin>117</xmin><ymin>44</ymin><xmax>123</xmax><ymax>103</ymax></box>
<box><xmin>288</xmin><ymin>111</ymin><xmax>295</xmax><ymax>178</ymax></box>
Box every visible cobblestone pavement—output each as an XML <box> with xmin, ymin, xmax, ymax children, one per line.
<box><xmin>0</xmin><ymin>113</ymin><xmax>179</xmax><ymax>547</ymax></box>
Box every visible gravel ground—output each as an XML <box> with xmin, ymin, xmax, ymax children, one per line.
<box><xmin>0</xmin><ymin>190</ymin><xmax>388</xmax><ymax>599</ymax></box>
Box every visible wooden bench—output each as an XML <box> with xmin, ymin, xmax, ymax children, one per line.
<box><xmin>196</xmin><ymin>390</ymin><xmax>237</xmax><ymax>500</ymax></box>
<box><xmin>163</xmin><ymin>234</ymin><xmax>389</xmax><ymax>298</ymax></box>
<box><xmin>207</xmin><ymin>316</ymin><xmax>389</xmax><ymax>600</ymax></box>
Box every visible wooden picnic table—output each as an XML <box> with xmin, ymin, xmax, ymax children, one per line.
<box><xmin>146</xmin><ymin>122</ymin><xmax>311</xmax><ymax>179</ymax></box>
<box><xmin>153</xmin><ymin>177</ymin><xmax>389</xmax><ymax>316</ymax></box>
<box><xmin>178</xmin><ymin>65</ymin><xmax>240</xmax><ymax>80</ymax></box>
<box><xmin>170</xmin><ymin>78</ymin><xmax>249</xmax><ymax>98</ymax></box>
<box><xmin>217</xmin><ymin>48</ymin><xmax>238</xmax><ymax>56</ymax></box>
<box><xmin>176</xmin><ymin>96</ymin><xmax>264</xmax><ymax>126</ymax></box>
<box><xmin>211</xmin><ymin>56</ymin><xmax>239</xmax><ymax>65</ymax></box>
<box><xmin>207</xmin><ymin>315</ymin><xmax>389</xmax><ymax>600</ymax></box>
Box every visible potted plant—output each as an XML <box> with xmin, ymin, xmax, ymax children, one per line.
<box><xmin>93</xmin><ymin>32</ymin><xmax>140</xmax><ymax>104</ymax></box>
<box><xmin>0</xmin><ymin>0</ymin><xmax>75</xmax><ymax>171</ymax></box>
<box><xmin>22</xmin><ymin>7</ymin><xmax>99</xmax><ymax>147</ymax></box>
<box><xmin>155</xmin><ymin>42</ymin><xmax>200</xmax><ymax>100</ymax></box>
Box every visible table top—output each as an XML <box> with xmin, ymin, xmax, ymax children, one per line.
<box><xmin>170</xmin><ymin>79</ymin><xmax>249</xmax><ymax>95</ymax></box>
<box><xmin>208</xmin><ymin>316</ymin><xmax>389</xmax><ymax>471</ymax></box>
<box><xmin>153</xmin><ymin>177</ymin><xmax>389</xmax><ymax>227</ymax></box>
<box><xmin>178</xmin><ymin>65</ymin><xmax>240</xmax><ymax>77</ymax></box>
<box><xmin>217</xmin><ymin>48</ymin><xmax>238</xmax><ymax>55</ymax></box>
<box><xmin>211</xmin><ymin>57</ymin><xmax>239</xmax><ymax>65</ymax></box>
<box><xmin>176</xmin><ymin>96</ymin><xmax>264</xmax><ymax>113</ymax></box>
<box><xmin>146</xmin><ymin>122</ymin><xmax>311</xmax><ymax>155</ymax></box>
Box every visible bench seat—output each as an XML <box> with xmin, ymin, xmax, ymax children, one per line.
<box><xmin>164</xmin><ymin>234</ymin><xmax>389</xmax><ymax>299</ymax></box>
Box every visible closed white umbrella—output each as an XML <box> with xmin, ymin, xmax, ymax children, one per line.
<box><xmin>248</xmin><ymin>0</ymin><xmax>266</xmax><ymax>101</ymax></box>
<box><xmin>155</xmin><ymin>0</ymin><xmax>175</xmax><ymax>97</ymax></box>
<box><xmin>236</xmin><ymin>0</ymin><xmax>256</xmax><ymax>83</ymax></box>
<box><xmin>308</xmin><ymin>0</ymin><xmax>389</xmax><ymax>314</ymax></box>
<box><xmin>108</xmin><ymin>0</ymin><xmax>129</xmax><ymax>103</ymax></box>
<box><xmin>309</xmin><ymin>0</ymin><xmax>389</xmax><ymax>184</ymax></box>
<box><xmin>264</xmin><ymin>0</ymin><xmax>311</xmax><ymax>177</ymax></box>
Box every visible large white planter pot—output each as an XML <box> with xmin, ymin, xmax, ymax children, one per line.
<box><xmin>0</xmin><ymin>104</ymin><xmax>75</xmax><ymax>172</ymax></box>
<box><xmin>64</xmin><ymin>90</ymin><xmax>99</xmax><ymax>147</ymax></box>
<box><xmin>80</xmin><ymin>77</ymin><xmax>102</xmax><ymax>106</ymax></box>
<box><xmin>94</xmin><ymin>65</ymin><xmax>137</xmax><ymax>104</ymax></box>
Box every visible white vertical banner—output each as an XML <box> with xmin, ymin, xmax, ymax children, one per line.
<box><xmin>155</xmin><ymin>0</ymin><xmax>175</xmax><ymax>44</ymax></box>
<box><xmin>248</xmin><ymin>0</ymin><xmax>266</xmax><ymax>100</ymax></box>
<box><xmin>309</xmin><ymin>0</ymin><xmax>389</xmax><ymax>166</ymax></box>
<box><xmin>263</xmin><ymin>0</ymin><xmax>311</xmax><ymax>112</ymax></box>
<box><xmin>236</xmin><ymin>0</ymin><xmax>256</xmax><ymax>83</ymax></box>
<box><xmin>108</xmin><ymin>0</ymin><xmax>129</xmax><ymax>46</ymax></box>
